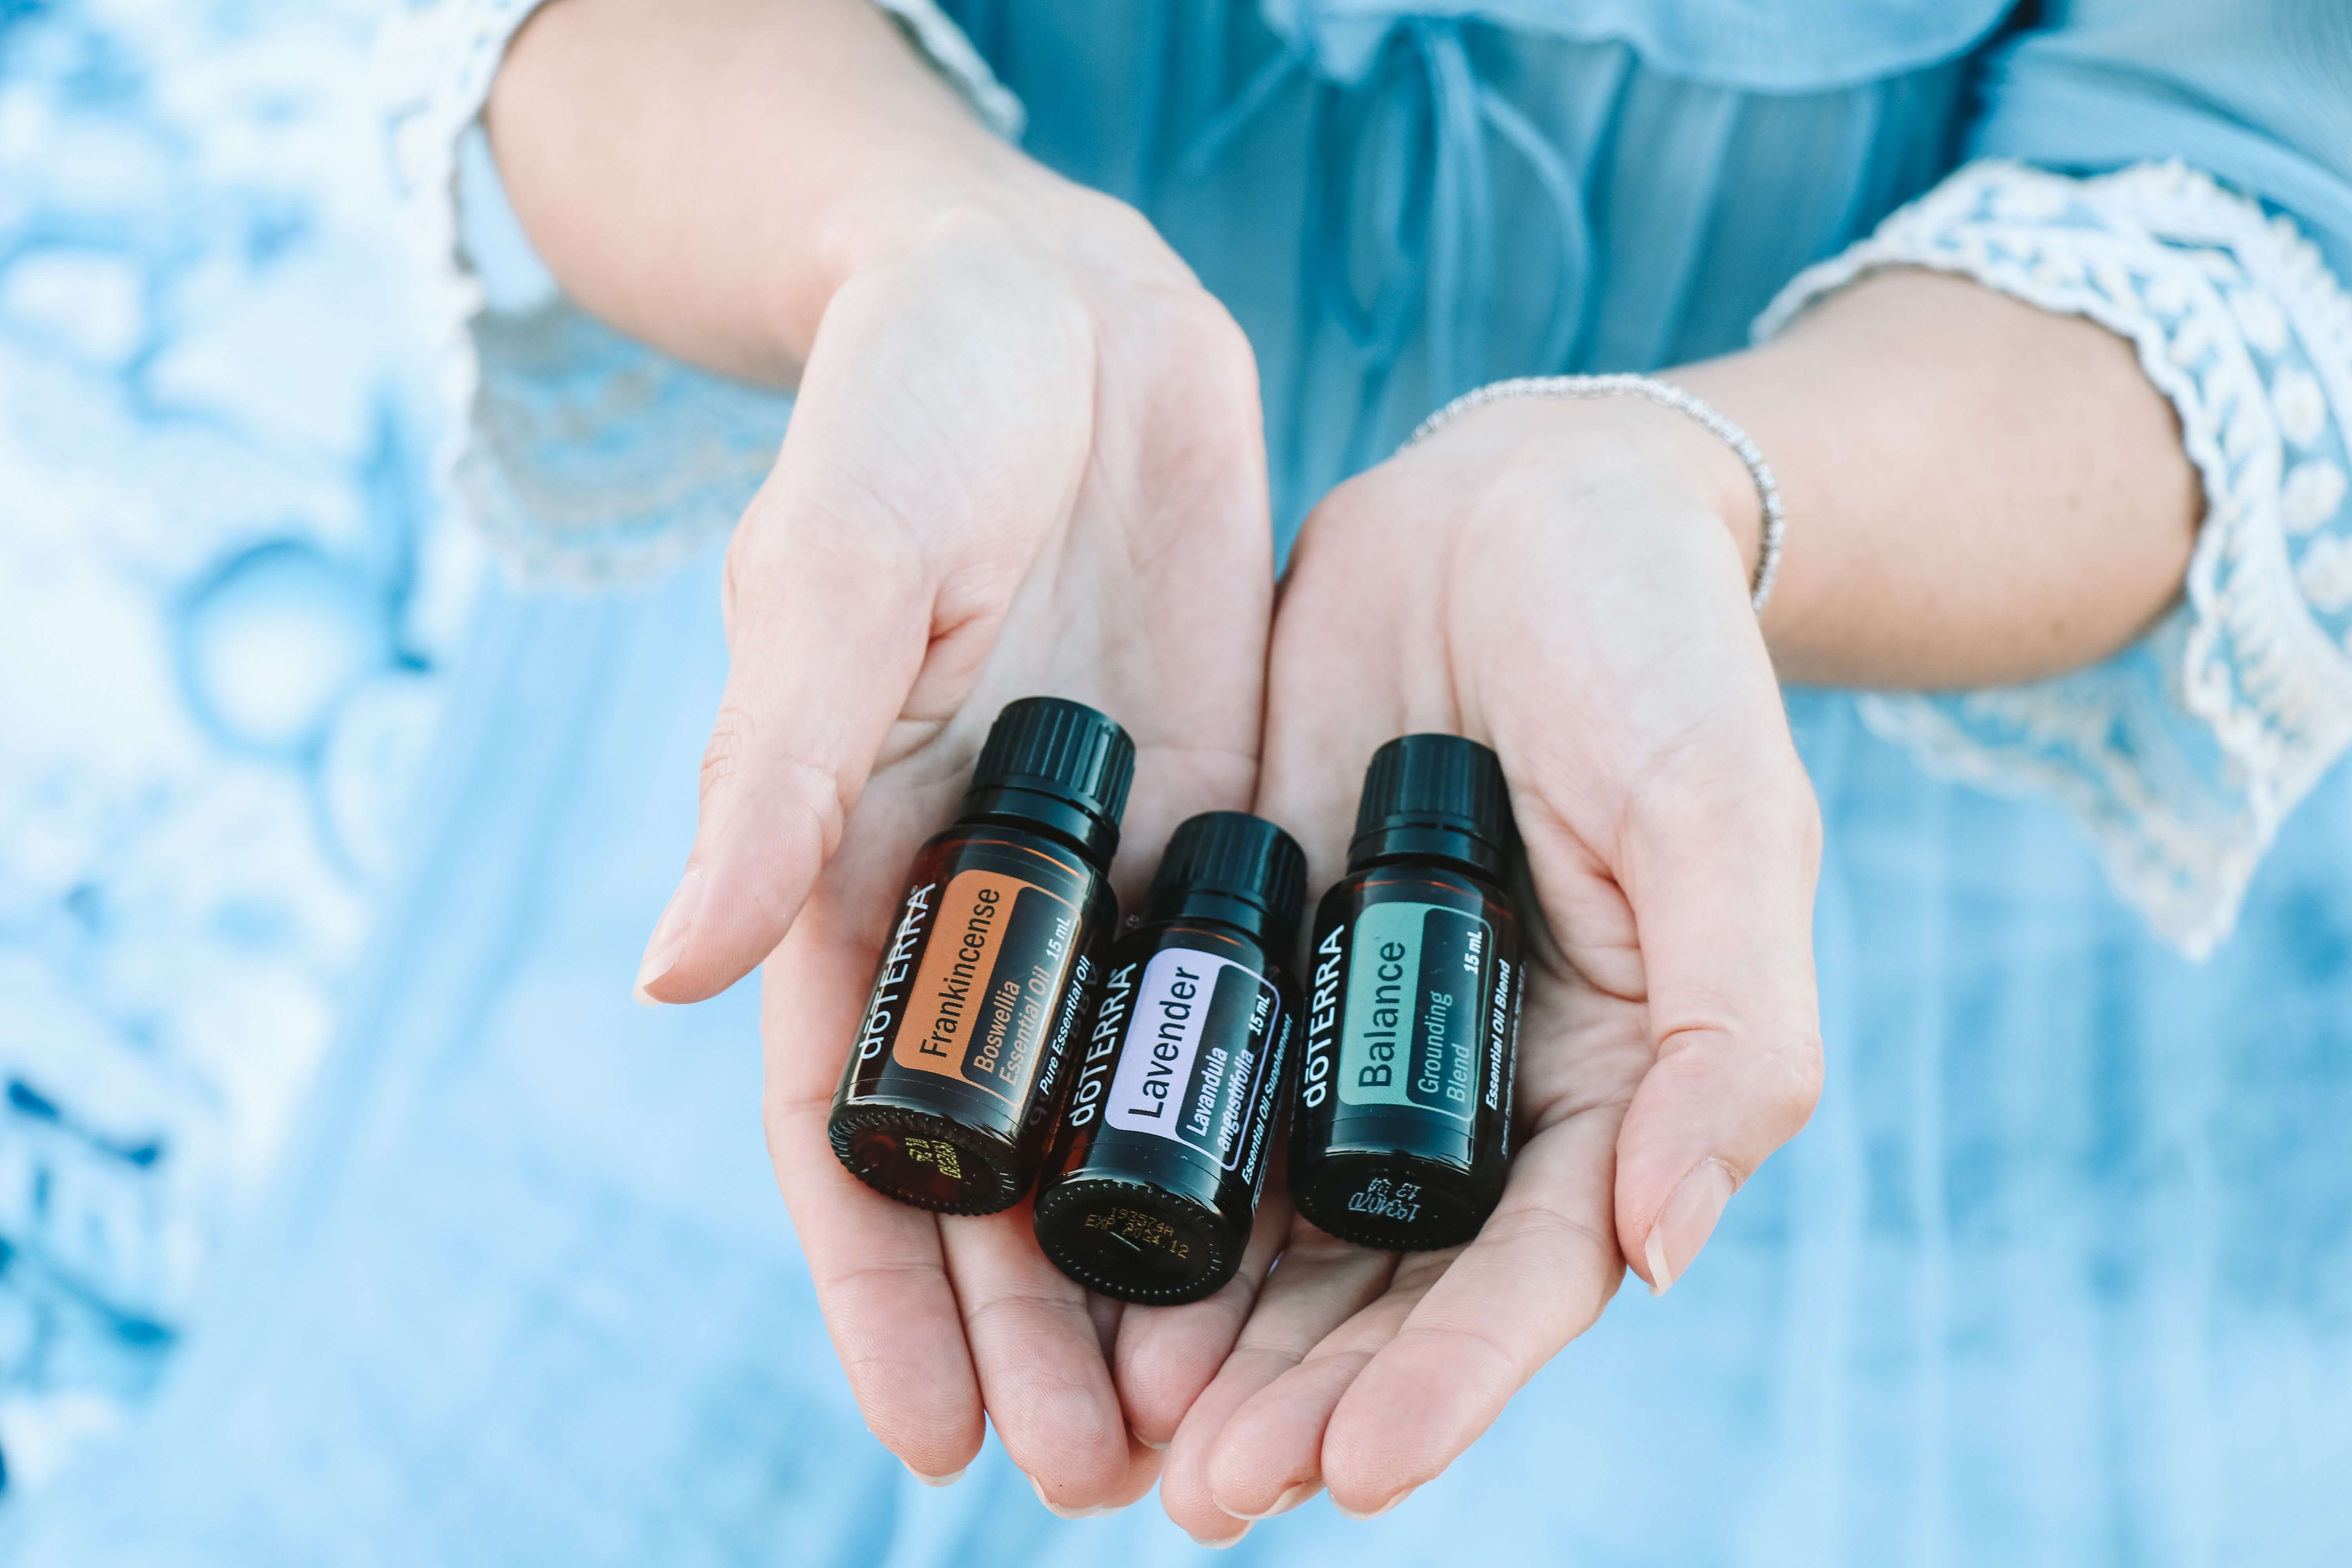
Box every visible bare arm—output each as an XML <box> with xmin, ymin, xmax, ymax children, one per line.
<box><xmin>488</xmin><ymin>0</ymin><xmax>1044</xmax><ymax>383</ymax></box>
<box><xmin>1682</xmin><ymin>268</ymin><xmax>2203</xmax><ymax>688</ymax></box>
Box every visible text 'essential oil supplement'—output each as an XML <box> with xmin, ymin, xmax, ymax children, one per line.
<box><xmin>829</xmin><ymin>697</ymin><xmax>1132</xmax><ymax>1214</ymax></box>
<box><xmin>1034</xmin><ymin>811</ymin><xmax>1306</xmax><ymax>1303</ymax></box>
<box><xmin>1289</xmin><ymin>735</ymin><xmax>1524</xmax><ymax>1250</ymax></box>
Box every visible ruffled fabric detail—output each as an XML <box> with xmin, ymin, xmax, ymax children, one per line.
<box><xmin>1757</xmin><ymin>160</ymin><xmax>2352</xmax><ymax>957</ymax></box>
<box><xmin>377</xmin><ymin>0</ymin><xmax>1022</xmax><ymax>588</ymax></box>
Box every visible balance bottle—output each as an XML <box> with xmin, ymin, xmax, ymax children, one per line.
<box><xmin>1289</xmin><ymin>734</ymin><xmax>1524</xmax><ymax>1250</ymax></box>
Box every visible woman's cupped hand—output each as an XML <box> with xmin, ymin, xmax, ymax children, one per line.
<box><xmin>633</xmin><ymin>174</ymin><xmax>1276</xmax><ymax>1511</ymax></box>
<box><xmin>1151</xmin><ymin>393</ymin><xmax>1826</xmax><ymax>1543</ymax></box>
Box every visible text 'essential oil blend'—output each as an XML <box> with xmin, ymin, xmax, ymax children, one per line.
<box><xmin>828</xmin><ymin>697</ymin><xmax>1132</xmax><ymax>1214</ymax></box>
<box><xmin>1033</xmin><ymin>812</ymin><xmax>1306</xmax><ymax>1304</ymax></box>
<box><xmin>1289</xmin><ymin>735</ymin><xmax>1524</xmax><ymax>1250</ymax></box>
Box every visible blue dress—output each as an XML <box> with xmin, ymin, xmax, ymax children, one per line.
<box><xmin>12</xmin><ymin>2</ymin><xmax>2352</xmax><ymax>1563</ymax></box>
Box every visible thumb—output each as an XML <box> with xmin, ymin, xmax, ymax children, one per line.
<box><xmin>1610</xmin><ymin>746</ymin><xmax>1824</xmax><ymax>1295</ymax></box>
<box><xmin>634</xmin><ymin>460</ymin><xmax>931</xmax><ymax>1004</ymax></box>
<box><xmin>633</xmin><ymin>245</ymin><xmax>1096</xmax><ymax>1004</ymax></box>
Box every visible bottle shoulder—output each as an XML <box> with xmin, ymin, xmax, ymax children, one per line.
<box><xmin>910</xmin><ymin>823</ymin><xmax>1114</xmax><ymax>905</ymax></box>
<box><xmin>1110</xmin><ymin>919</ymin><xmax>1299</xmax><ymax>998</ymax></box>
<box><xmin>1319</xmin><ymin>860</ymin><xmax>1516</xmax><ymax>921</ymax></box>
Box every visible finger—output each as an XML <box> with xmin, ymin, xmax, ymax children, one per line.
<box><xmin>1609</xmin><ymin>705</ymin><xmax>1824</xmax><ymax>1295</ymax></box>
<box><xmin>1158</xmin><ymin>1348</ymin><xmax>1296</xmax><ymax>1546</ymax></box>
<box><xmin>1472</xmin><ymin>490</ymin><xmax>1824</xmax><ymax>1296</ymax></box>
<box><xmin>1110</xmin><ymin>1168</ymin><xmax>1295</xmax><ymax>1448</ymax></box>
<box><xmin>760</xmin><ymin>899</ymin><xmax>983</xmax><ymax>1480</ymax></box>
<box><xmin>637</xmin><ymin>250</ymin><xmax>1083</xmax><ymax>1005</ymax></box>
<box><xmin>1096</xmin><ymin>1430</ymin><xmax>1168</xmax><ymax>1517</ymax></box>
<box><xmin>938</xmin><ymin>1207</ymin><xmax>1134</xmax><ymax>1514</ymax></box>
<box><xmin>1160</xmin><ymin>1223</ymin><xmax>1396</xmax><ymax>1542</ymax></box>
<box><xmin>1087</xmin><ymin>1291</ymin><xmax>1125</xmax><ymax>1363</ymax></box>
<box><xmin>1316</xmin><ymin>1093</ymin><xmax>1626</xmax><ymax>1514</ymax></box>
<box><xmin>633</xmin><ymin>429</ymin><xmax>934</xmax><ymax>1003</ymax></box>
<box><xmin>1204</xmin><ymin>1241</ymin><xmax>1439</xmax><ymax>1523</ymax></box>
<box><xmin>1018</xmin><ymin>1429</ymin><xmax>1166</xmax><ymax>1520</ymax></box>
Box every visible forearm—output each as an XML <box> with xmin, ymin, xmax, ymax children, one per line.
<box><xmin>1671</xmin><ymin>269</ymin><xmax>2203</xmax><ymax>690</ymax></box>
<box><xmin>490</xmin><ymin>13</ymin><xmax>2201</xmax><ymax>690</ymax></box>
<box><xmin>487</xmin><ymin>0</ymin><xmax>1044</xmax><ymax>384</ymax></box>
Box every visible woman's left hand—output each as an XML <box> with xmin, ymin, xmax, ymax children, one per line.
<box><xmin>1151</xmin><ymin>392</ymin><xmax>1827</xmax><ymax>1542</ymax></box>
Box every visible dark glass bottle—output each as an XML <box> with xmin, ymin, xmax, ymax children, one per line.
<box><xmin>1289</xmin><ymin>735</ymin><xmax>1524</xmax><ymax>1250</ymax></box>
<box><xmin>1034</xmin><ymin>812</ymin><xmax>1306</xmax><ymax>1304</ymax></box>
<box><xmin>828</xmin><ymin>697</ymin><xmax>1132</xmax><ymax>1215</ymax></box>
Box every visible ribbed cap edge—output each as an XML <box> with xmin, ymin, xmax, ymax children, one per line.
<box><xmin>1147</xmin><ymin>811</ymin><xmax>1307</xmax><ymax>937</ymax></box>
<box><xmin>1352</xmin><ymin>734</ymin><xmax>1511</xmax><ymax>850</ymax></box>
<box><xmin>971</xmin><ymin>697</ymin><xmax>1135</xmax><ymax>826</ymax></box>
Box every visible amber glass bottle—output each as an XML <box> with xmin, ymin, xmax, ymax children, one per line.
<box><xmin>1033</xmin><ymin>811</ymin><xmax>1306</xmax><ymax>1304</ymax></box>
<box><xmin>828</xmin><ymin>697</ymin><xmax>1132</xmax><ymax>1215</ymax></box>
<box><xmin>1289</xmin><ymin>735</ymin><xmax>1524</xmax><ymax>1250</ymax></box>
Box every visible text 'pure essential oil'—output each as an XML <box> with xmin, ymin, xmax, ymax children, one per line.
<box><xmin>828</xmin><ymin>697</ymin><xmax>1132</xmax><ymax>1214</ymax></box>
<box><xmin>1033</xmin><ymin>811</ymin><xmax>1306</xmax><ymax>1304</ymax></box>
<box><xmin>1289</xmin><ymin>734</ymin><xmax>1524</xmax><ymax>1250</ymax></box>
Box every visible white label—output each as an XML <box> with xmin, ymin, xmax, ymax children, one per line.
<box><xmin>1104</xmin><ymin>947</ymin><xmax>1278</xmax><ymax>1169</ymax></box>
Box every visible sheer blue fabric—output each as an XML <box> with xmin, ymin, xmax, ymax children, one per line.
<box><xmin>980</xmin><ymin>6</ymin><xmax>1973</xmax><ymax>536</ymax></box>
<box><xmin>13</xmin><ymin>2</ymin><xmax>2352</xmax><ymax>1564</ymax></box>
<box><xmin>15</xmin><ymin>552</ymin><xmax>2352</xmax><ymax>1566</ymax></box>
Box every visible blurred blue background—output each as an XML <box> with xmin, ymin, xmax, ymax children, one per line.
<box><xmin>6</xmin><ymin>4</ymin><xmax>2352</xmax><ymax>1563</ymax></box>
<box><xmin>0</xmin><ymin>0</ymin><xmax>477</xmax><ymax>1499</ymax></box>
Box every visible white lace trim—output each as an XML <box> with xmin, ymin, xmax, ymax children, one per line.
<box><xmin>1757</xmin><ymin>160</ymin><xmax>2352</xmax><ymax>957</ymax></box>
<box><xmin>377</xmin><ymin>0</ymin><xmax>1022</xmax><ymax>588</ymax></box>
<box><xmin>379</xmin><ymin>0</ymin><xmax>538</xmax><ymax>572</ymax></box>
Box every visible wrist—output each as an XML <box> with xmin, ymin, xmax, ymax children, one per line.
<box><xmin>1434</xmin><ymin>392</ymin><xmax>1764</xmax><ymax>585</ymax></box>
<box><xmin>804</xmin><ymin>156</ymin><xmax>1189</xmax><ymax>351</ymax></box>
<box><xmin>815</xmin><ymin>143</ymin><xmax>1051</xmax><ymax>280</ymax></box>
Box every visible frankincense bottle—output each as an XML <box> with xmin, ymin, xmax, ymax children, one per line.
<box><xmin>1289</xmin><ymin>735</ymin><xmax>1524</xmax><ymax>1250</ymax></box>
<box><xmin>828</xmin><ymin>697</ymin><xmax>1132</xmax><ymax>1215</ymax></box>
<box><xmin>1033</xmin><ymin>812</ymin><xmax>1306</xmax><ymax>1304</ymax></box>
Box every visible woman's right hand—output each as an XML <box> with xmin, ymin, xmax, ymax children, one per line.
<box><xmin>629</xmin><ymin>172</ymin><xmax>1281</xmax><ymax>1512</ymax></box>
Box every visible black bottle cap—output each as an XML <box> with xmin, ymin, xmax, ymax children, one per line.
<box><xmin>1143</xmin><ymin>811</ymin><xmax>1307</xmax><ymax>952</ymax></box>
<box><xmin>960</xmin><ymin>696</ymin><xmax>1136</xmax><ymax>864</ymax></box>
<box><xmin>1348</xmin><ymin>733</ymin><xmax>1512</xmax><ymax>875</ymax></box>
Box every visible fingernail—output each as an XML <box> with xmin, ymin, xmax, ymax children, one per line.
<box><xmin>1333</xmin><ymin>1487</ymin><xmax>1412</xmax><ymax>1520</ymax></box>
<box><xmin>1644</xmin><ymin>1157</ymin><xmax>1740</xmax><ymax>1296</ymax></box>
<box><xmin>1142</xmin><ymin>1438</ymin><xmax>1170</xmax><ymax>1452</ymax></box>
<box><xmin>1232</xmin><ymin>1481</ymin><xmax>1320</xmax><ymax>1520</ymax></box>
<box><xmin>634</xmin><ymin>866</ymin><xmax>706</xmax><ymax>1003</ymax></box>
<box><xmin>906</xmin><ymin>1462</ymin><xmax>965</xmax><ymax>1488</ymax></box>
<box><xmin>1189</xmin><ymin>1524</ymin><xmax>1250</xmax><ymax>1548</ymax></box>
<box><xmin>1029</xmin><ymin>1474</ymin><xmax>1107</xmax><ymax>1519</ymax></box>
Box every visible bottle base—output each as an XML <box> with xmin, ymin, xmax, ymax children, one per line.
<box><xmin>1033</xmin><ymin>1177</ymin><xmax>1238</xmax><ymax>1305</ymax></box>
<box><xmin>829</xmin><ymin>1102</ymin><xmax>1027</xmax><ymax>1216</ymax></box>
<box><xmin>1290</xmin><ymin>1150</ymin><xmax>1498</xmax><ymax>1251</ymax></box>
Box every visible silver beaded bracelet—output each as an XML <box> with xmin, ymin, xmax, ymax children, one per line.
<box><xmin>1400</xmin><ymin>374</ymin><xmax>1787</xmax><ymax>615</ymax></box>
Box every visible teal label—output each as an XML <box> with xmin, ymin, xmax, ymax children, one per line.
<box><xmin>1336</xmin><ymin>901</ymin><xmax>1489</xmax><ymax>1122</ymax></box>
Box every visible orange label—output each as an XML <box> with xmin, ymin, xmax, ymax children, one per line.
<box><xmin>893</xmin><ymin>869</ymin><xmax>1080</xmax><ymax>1101</ymax></box>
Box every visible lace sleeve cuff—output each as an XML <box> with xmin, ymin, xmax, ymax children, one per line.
<box><xmin>1755</xmin><ymin>160</ymin><xmax>2352</xmax><ymax>957</ymax></box>
<box><xmin>378</xmin><ymin>0</ymin><xmax>1022</xmax><ymax>587</ymax></box>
